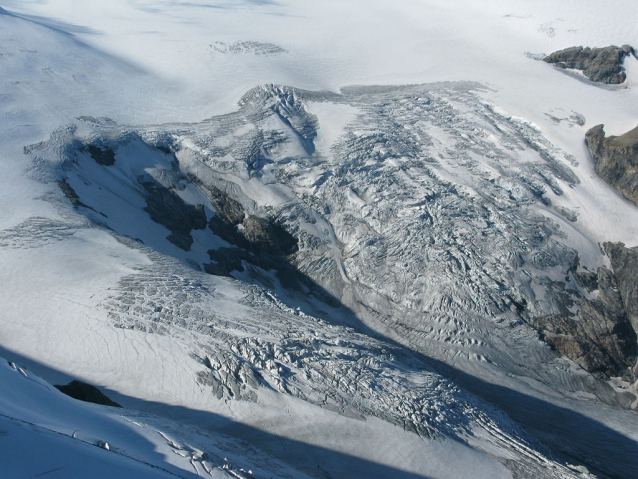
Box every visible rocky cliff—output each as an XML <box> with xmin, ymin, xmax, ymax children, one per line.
<box><xmin>586</xmin><ymin>124</ymin><xmax>638</xmax><ymax>205</ymax></box>
<box><xmin>531</xmin><ymin>263</ymin><xmax>637</xmax><ymax>381</ymax></box>
<box><xmin>606</xmin><ymin>243</ymin><xmax>638</xmax><ymax>340</ymax></box>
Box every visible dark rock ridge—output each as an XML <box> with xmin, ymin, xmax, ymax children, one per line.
<box><xmin>531</xmin><ymin>265</ymin><xmax>637</xmax><ymax>380</ymax></box>
<box><xmin>195</xmin><ymin>180</ymin><xmax>303</xmax><ymax>289</ymax></box>
<box><xmin>62</xmin><ymin>132</ymin><xmax>305</xmax><ymax>289</ymax></box>
<box><xmin>585</xmin><ymin>123</ymin><xmax>638</xmax><ymax>205</ymax></box>
<box><xmin>55</xmin><ymin>380</ymin><xmax>122</xmax><ymax>407</ymax></box>
<box><xmin>606</xmin><ymin>243</ymin><xmax>638</xmax><ymax>339</ymax></box>
<box><xmin>58</xmin><ymin>178</ymin><xmax>92</xmax><ymax>211</ymax></box>
<box><xmin>141</xmin><ymin>179</ymin><xmax>207</xmax><ymax>251</ymax></box>
<box><xmin>543</xmin><ymin>45</ymin><xmax>635</xmax><ymax>84</ymax></box>
<box><xmin>527</xmin><ymin>242</ymin><xmax>638</xmax><ymax>381</ymax></box>
<box><xmin>84</xmin><ymin>144</ymin><xmax>116</xmax><ymax>166</ymax></box>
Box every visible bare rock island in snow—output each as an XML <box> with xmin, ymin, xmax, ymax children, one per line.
<box><xmin>55</xmin><ymin>380</ymin><xmax>122</xmax><ymax>408</ymax></box>
<box><xmin>543</xmin><ymin>45</ymin><xmax>636</xmax><ymax>84</ymax></box>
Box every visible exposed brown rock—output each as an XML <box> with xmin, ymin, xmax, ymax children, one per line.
<box><xmin>586</xmin><ymin>124</ymin><xmax>638</xmax><ymax>205</ymax></box>
<box><xmin>543</xmin><ymin>45</ymin><xmax>635</xmax><ymax>84</ymax></box>
<box><xmin>535</xmin><ymin>266</ymin><xmax>637</xmax><ymax>380</ymax></box>
<box><xmin>529</xmin><ymin>242</ymin><xmax>638</xmax><ymax>381</ymax></box>
<box><xmin>605</xmin><ymin>242</ymin><xmax>638</xmax><ymax>337</ymax></box>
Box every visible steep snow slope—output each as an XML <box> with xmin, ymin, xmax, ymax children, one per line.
<box><xmin>1</xmin><ymin>1</ymin><xmax>638</xmax><ymax>478</ymax></box>
<box><xmin>0</xmin><ymin>357</ymin><xmax>314</xmax><ymax>478</ymax></box>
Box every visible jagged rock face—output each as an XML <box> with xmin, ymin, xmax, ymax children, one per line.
<box><xmin>527</xmin><ymin>242</ymin><xmax>638</xmax><ymax>381</ymax></box>
<box><xmin>85</xmin><ymin>144</ymin><xmax>116</xmax><ymax>166</ymax></box>
<box><xmin>586</xmin><ymin>124</ymin><xmax>638</xmax><ymax>205</ymax></box>
<box><xmin>205</xmin><ymin>225</ymin><xmax>303</xmax><ymax>292</ymax></box>
<box><xmin>142</xmin><ymin>180</ymin><xmax>207</xmax><ymax>251</ymax></box>
<box><xmin>241</xmin><ymin>215</ymin><xmax>297</xmax><ymax>255</ymax></box>
<box><xmin>543</xmin><ymin>45</ymin><xmax>635</xmax><ymax>84</ymax></box>
<box><xmin>532</xmin><ymin>266</ymin><xmax>637</xmax><ymax>380</ymax></box>
<box><xmin>195</xmin><ymin>180</ymin><xmax>301</xmax><ymax>281</ymax></box>
<box><xmin>202</xmin><ymin>182</ymin><xmax>297</xmax><ymax>258</ymax></box>
<box><xmin>606</xmin><ymin>243</ymin><xmax>638</xmax><ymax>341</ymax></box>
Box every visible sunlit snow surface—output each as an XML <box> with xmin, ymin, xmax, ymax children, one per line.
<box><xmin>1</xmin><ymin>1</ymin><xmax>638</xmax><ymax>478</ymax></box>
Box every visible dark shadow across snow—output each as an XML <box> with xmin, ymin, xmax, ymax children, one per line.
<box><xmin>0</xmin><ymin>345</ymin><xmax>433</xmax><ymax>479</ymax></box>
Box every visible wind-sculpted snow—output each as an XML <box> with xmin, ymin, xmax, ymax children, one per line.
<box><xmin>211</xmin><ymin>41</ymin><xmax>288</xmax><ymax>57</ymax></box>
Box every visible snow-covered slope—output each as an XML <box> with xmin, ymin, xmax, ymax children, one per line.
<box><xmin>0</xmin><ymin>357</ymin><xmax>316</xmax><ymax>478</ymax></box>
<box><xmin>1</xmin><ymin>1</ymin><xmax>638</xmax><ymax>478</ymax></box>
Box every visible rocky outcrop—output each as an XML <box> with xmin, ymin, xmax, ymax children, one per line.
<box><xmin>240</xmin><ymin>215</ymin><xmax>298</xmax><ymax>256</ymax></box>
<box><xmin>585</xmin><ymin>124</ymin><xmax>638</xmax><ymax>205</ymax></box>
<box><xmin>543</xmin><ymin>45</ymin><xmax>635</xmax><ymax>84</ymax></box>
<box><xmin>606</xmin><ymin>243</ymin><xmax>638</xmax><ymax>337</ymax></box>
<box><xmin>84</xmin><ymin>144</ymin><xmax>116</xmax><ymax>166</ymax></box>
<box><xmin>141</xmin><ymin>180</ymin><xmax>207</xmax><ymax>251</ymax></box>
<box><xmin>55</xmin><ymin>380</ymin><xmax>122</xmax><ymax>407</ymax></box>
<box><xmin>529</xmin><ymin>242</ymin><xmax>638</xmax><ymax>381</ymax></box>
<box><xmin>535</xmin><ymin>267</ymin><xmax>637</xmax><ymax>380</ymax></box>
<box><xmin>58</xmin><ymin>179</ymin><xmax>93</xmax><ymax>211</ymax></box>
<box><xmin>200</xmin><ymin>182</ymin><xmax>301</xmax><ymax>287</ymax></box>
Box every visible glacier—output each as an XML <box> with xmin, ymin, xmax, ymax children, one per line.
<box><xmin>1</xmin><ymin>1</ymin><xmax>638</xmax><ymax>478</ymax></box>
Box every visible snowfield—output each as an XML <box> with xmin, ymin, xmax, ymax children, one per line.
<box><xmin>0</xmin><ymin>356</ymin><xmax>314</xmax><ymax>478</ymax></box>
<box><xmin>1</xmin><ymin>1</ymin><xmax>638</xmax><ymax>478</ymax></box>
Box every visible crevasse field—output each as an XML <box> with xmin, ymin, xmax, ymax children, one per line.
<box><xmin>1</xmin><ymin>1</ymin><xmax>637</xmax><ymax>478</ymax></box>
